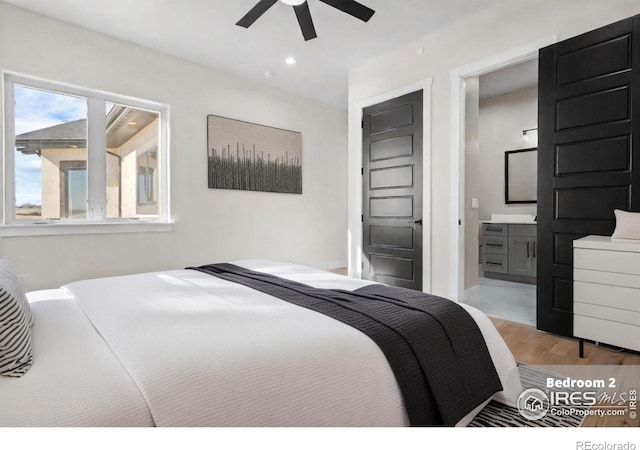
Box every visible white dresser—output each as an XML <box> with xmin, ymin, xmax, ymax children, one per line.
<box><xmin>573</xmin><ymin>235</ymin><xmax>640</xmax><ymax>357</ymax></box>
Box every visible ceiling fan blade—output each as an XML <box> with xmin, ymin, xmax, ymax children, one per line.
<box><xmin>318</xmin><ymin>0</ymin><xmax>375</xmax><ymax>22</ymax></box>
<box><xmin>236</xmin><ymin>0</ymin><xmax>278</xmax><ymax>28</ymax></box>
<box><xmin>294</xmin><ymin>2</ymin><xmax>318</xmax><ymax>41</ymax></box>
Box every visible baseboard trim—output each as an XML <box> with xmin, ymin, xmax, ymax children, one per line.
<box><xmin>325</xmin><ymin>260</ymin><xmax>348</xmax><ymax>271</ymax></box>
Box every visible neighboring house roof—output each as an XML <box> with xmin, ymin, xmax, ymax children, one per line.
<box><xmin>15</xmin><ymin>106</ymin><xmax>158</xmax><ymax>155</ymax></box>
<box><xmin>17</xmin><ymin>119</ymin><xmax>87</xmax><ymax>141</ymax></box>
<box><xmin>16</xmin><ymin>119</ymin><xmax>87</xmax><ymax>155</ymax></box>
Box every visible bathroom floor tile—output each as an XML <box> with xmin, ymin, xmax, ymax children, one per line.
<box><xmin>463</xmin><ymin>278</ymin><xmax>536</xmax><ymax>326</ymax></box>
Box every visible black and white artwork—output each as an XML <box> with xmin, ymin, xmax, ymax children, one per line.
<box><xmin>207</xmin><ymin>115</ymin><xmax>302</xmax><ymax>194</ymax></box>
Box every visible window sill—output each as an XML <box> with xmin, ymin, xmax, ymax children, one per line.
<box><xmin>0</xmin><ymin>221</ymin><xmax>174</xmax><ymax>237</ymax></box>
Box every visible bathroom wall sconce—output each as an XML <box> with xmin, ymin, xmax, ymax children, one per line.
<box><xmin>520</xmin><ymin>127</ymin><xmax>538</xmax><ymax>148</ymax></box>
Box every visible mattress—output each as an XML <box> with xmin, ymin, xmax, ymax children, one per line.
<box><xmin>0</xmin><ymin>259</ymin><xmax>521</xmax><ymax>426</ymax></box>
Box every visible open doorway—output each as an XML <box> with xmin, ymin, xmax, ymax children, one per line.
<box><xmin>461</xmin><ymin>58</ymin><xmax>539</xmax><ymax>326</ymax></box>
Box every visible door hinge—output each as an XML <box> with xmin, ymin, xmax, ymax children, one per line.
<box><xmin>361</xmin><ymin>214</ymin><xmax>364</xmax><ymax>222</ymax></box>
<box><xmin>362</xmin><ymin>261</ymin><xmax>364</xmax><ymax>270</ymax></box>
<box><xmin>458</xmin><ymin>219</ymin><xmax>462</xmax><ymax>226</ymax></box>
<box><xmin>361</xmin><ymin>167</ymin><xmax>364</xmax><ymax>175</ymax></box>
<box><xmin>361</xmin><ymin>119</ymin><xmax>364</xmax><ymax>128</ymax></box>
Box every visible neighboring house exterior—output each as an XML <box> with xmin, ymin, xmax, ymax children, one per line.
<box><xmin>15</xmin><ymin>106</ymin><xmax>159</xmax><ymax>219</ymax></box>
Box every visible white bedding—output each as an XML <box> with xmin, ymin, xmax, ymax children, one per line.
<box><xmin>0</xmin><ymin>260</ymin><xmax>521</xmax><ymax>427</ymax></box>
<box><xmin>0</xmin><ymin>290</ymin><xmax>153</xmax><ymax>426</ymax></box>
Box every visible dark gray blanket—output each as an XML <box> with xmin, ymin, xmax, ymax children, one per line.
<box><xmin>189</xmin><ymin>263</ymin><xmax>503</xmax><ymax>426</ymax></box>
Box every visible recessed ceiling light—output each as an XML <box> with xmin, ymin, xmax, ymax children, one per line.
<box><xmin>128</xmin><ymin>121</ymin><xmax>137</xmax><ymax>126</ymax></box>
<box><xmin>285</xmin><ymin>57</ymin><xmax>297</xmax><ymax>65</ymax></box>
<box><xmin>280</xmin><ymin>0</ymin><xmax>305</xmax><ymax>5</ymax></box>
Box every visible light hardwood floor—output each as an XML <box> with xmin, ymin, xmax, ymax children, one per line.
<box><xmin>490</xmin><ymin>317</ymin><xmax>640</xmax><ymax>366</ymax></box>
<box><xmin>492</xmin><ymin>317</ymin><xmax>639</xmax><ymax>427</ymax></box>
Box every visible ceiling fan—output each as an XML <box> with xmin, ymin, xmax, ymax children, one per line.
<box><xmin>236</xmin><ymin>0</ymin><xmax>375</xmax><ymax>41</ymax></box>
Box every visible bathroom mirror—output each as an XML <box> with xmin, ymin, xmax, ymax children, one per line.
<box><xmin>505</xmin><ymin>148</ymin><xmax>537</xmax><ymax>204</ymax></box>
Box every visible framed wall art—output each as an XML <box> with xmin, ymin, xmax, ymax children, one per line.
<box><xmin>207</xmin><ymin>115</ymin><xmax>302</xmax><ymax>194</ymax></box>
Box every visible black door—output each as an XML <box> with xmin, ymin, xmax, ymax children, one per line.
<box><xmin>537</xmin><ymin>15</ymin><xmax>640</xmax><ymax>337</ymax></box>
<box><xmin>362</xmin><ymin>90</ymin><xmax>423</xmax><ymax>290</ymax></box>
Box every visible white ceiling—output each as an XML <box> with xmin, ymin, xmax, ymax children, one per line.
<box><xmin>3</xmin><ymin>0</ymin><xmax>506</xmax><ymax>109</ymax></box>
<box><xmin>479</xmin><ymin>58</ymin><xmax>539</xmax><ymax>100</ymax></box>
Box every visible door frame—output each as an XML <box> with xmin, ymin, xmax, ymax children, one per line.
<box><xmin>448</xmin><ymin>36</ymin><xmax>557</xmax><ymax>301</ymax></box>
<box><xmin>349</xmin><ymin>78</ymin><xmax>432</xmax><ymax>293</ymax></box>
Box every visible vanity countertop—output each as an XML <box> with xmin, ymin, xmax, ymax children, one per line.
<box><xmin>481</xmin><ymin>214</ymin><xmax>537</xmax><ymax>225</ymax></box>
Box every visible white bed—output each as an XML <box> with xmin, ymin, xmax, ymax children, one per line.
<box><xmin>0</xmin><ymin>260</ymin><xmax>522</xmax><ymax>427</ymax></box>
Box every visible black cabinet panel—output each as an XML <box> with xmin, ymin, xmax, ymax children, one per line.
<box><xmin>370</xmin><ymin>135</ymin><xmax>413</xmax><ymax>161</ymax></box>
<box><xmin>369</xmin><ymin>225</ymin><xmax>413</xmax><ymax>249</ymax></box>
<box><xmin>557</xmin><ymin>35</ymin><xmax>631</xmax><ymax>85</ymax></box>
<box><xmin>552</xmin><ymin>278</ymin><xmax>573</xmax><ymax>312</ymax></box>
<box><xmin>555</xmin><ymin>135</ymin><xmax>630</xmax><ymax>175</ymax></box>
<box><xmin>556</xmin><ymin>86</ymin><xmax>629</xmax><ymax>130</ymax></box>
<box><xmin>555</xmin><ymin>186</ymin><xmax>629</xmax><ymax>220</ymax></box>
<box><xmin>553</xmin><ymin>233</ymin><xmax>587</xmax><ymax>266</ymax></box>
<box><xmin>369</xmin><ymin>196</ymin><xmax>413</xmax><ymax>218</ymax></box>
<box><xmin>370</xmin><ymin>165</ymin><xmax>414</xmax><ymax>189</ymax></box>
<box><xmin>370</xmin><ymin>103</ymin><xmax>413</xmax><ymax>134</ymax></box>
<box><xmin>369</xmin><ymin>254</ymin><xmax>413</xmax><ymax>281</ymax></box>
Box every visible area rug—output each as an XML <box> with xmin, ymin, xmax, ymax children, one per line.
<box><xmin>468</xmin><ymin>363</ymin><xmax>587</xmax><ymax>427</ymax></box>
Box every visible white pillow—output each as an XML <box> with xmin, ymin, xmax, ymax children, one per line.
<box><xmin>0</xmin><ymin>258</ymin><xmax>33</xmax><ymax>377</ymax></box>
<box><xmin>611</xmin><ymin>209</ymin><xmax>640</xmax><ymax>240</ymax></box>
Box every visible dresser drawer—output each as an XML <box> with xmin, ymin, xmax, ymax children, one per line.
<box><xmin>482</xmin><ymin>236</ymin><xmax>507</xmax><ymax>255</ymax></box>
<box><xmin>574</xmin><ymin>280</ymin><xmax>640</xmax><ymax>312</ymax></box>
<box><xmin>574</xmin><ymin>302</ymin><xmax>640</xmax><ymax>326</ymax></box>
<box><xmin>574</xmin><ymin>316</ymin><xmax>640</xmax><ymax>352</ymax></box>
<box><xmin>482</xmin><ymin>223</ymin><xmax>507</xmax><ymax>236</ymax></box>
<box><xmin>574</xmin><ymin>248</ymin><xmax>640</xmax><ymax>276</ymax></box>
<box><xmin>482</xmin><ymin>253</ymin><xmax>507</xmax><ymax>273</ymax></box>
<box><xmin>574</xmin><ymin>269</ymin><xmax>640</xmax><ymax>289</ymax></box>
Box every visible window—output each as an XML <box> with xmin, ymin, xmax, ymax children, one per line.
<box><xmin>137</xmin><ymin>148</ymin><xmax>158</xmax><ymax>215</ymax></box>
<box><xmin>3</xmin><ymin>73</ymin><xmax>170</xmax><ymax>234</ymax></box>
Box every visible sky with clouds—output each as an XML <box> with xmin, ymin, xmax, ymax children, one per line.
<box><xmin>14</xmin><ymin>85</ymin><xmax>86</xmax><ymax>206</ymax></box>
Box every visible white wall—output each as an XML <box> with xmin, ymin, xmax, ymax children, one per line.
<box><xmin>0</xmin><ymin>3</ymin><xmax>348</xmax><ymax>291</ymax></box>
<box><xmin>348</xmin><ymin>0</ymin><xmax>640</xmax><ymax>298</ymax></box>
<box><xmin>478</xmin><ymin>86</ymin><xmax>538</xmax><ymax>221</ymax></box>
<box><xmin>464</xmin><ymin>78</ymin><xmax>480</xmax><ymax>290</ymax></box>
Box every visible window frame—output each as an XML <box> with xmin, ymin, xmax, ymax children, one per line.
<box><xmin>2</xmin><ymin>71</ymin><xmax>171</xmax><ymax>236</ymax></box>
